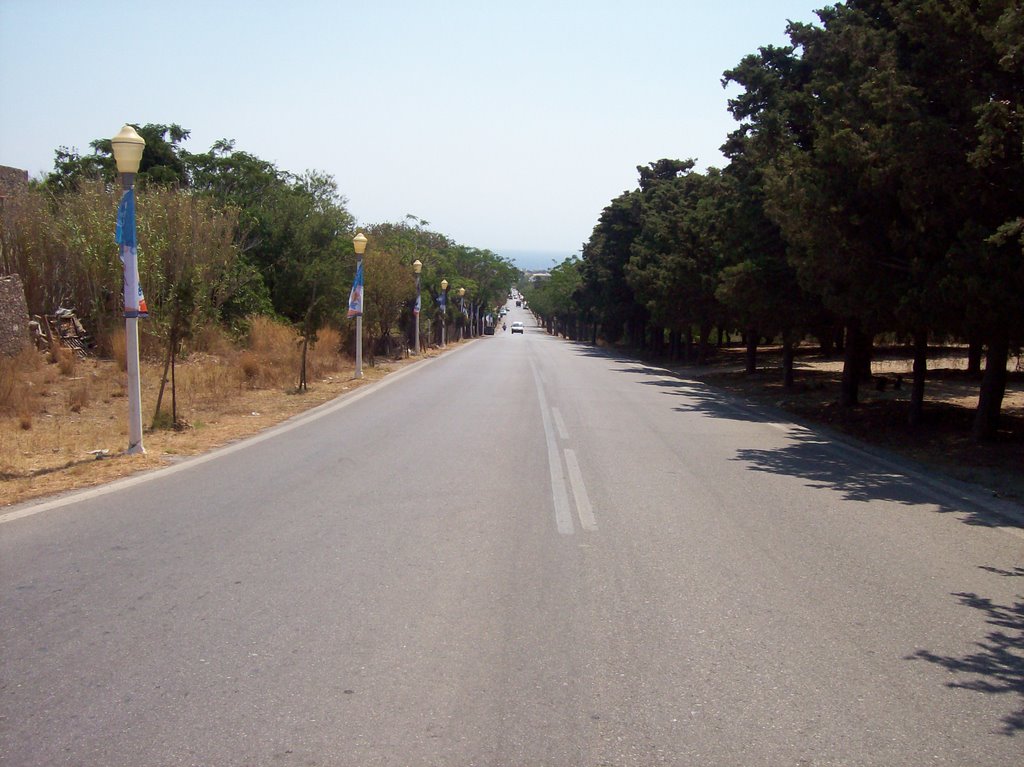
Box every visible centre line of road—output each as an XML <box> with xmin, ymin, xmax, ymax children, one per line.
<box><xmin>564</xmin><ymin>448</ymin><xmax>597</xmax><ymax>531</ymax></box>
<box><xmin>532</xmin><ymin>362</ymin><xmax>575</xmax><ymax>535</ymax></box>
<box><xmin>551</xmin><ymin>407</ymin><xmax>569</xmax><ymax>440</ymax></box>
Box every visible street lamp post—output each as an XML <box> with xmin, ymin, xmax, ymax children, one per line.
<box><xmin>458</xmin><ymin>287</ymin><xmax>466</xmax><ymax>341</ymax></box>
<box><xmin>412</xmin><ymin>259</ymin><xmax>422</xmax><ymax>354</ymax></box>
<box><xmin>111</xmin><ymin>125</ymin><xmax>146</xmax><ymax>455</ymax></box>
<box><xmin>352</xmin><ymin>232</ymin><xmax>367</xmax><ymax>378</ymax></box>
<box><xmin>440</xmin><ymin>279</ymin><xmax>449</xmax><ymax>347</ymax></box>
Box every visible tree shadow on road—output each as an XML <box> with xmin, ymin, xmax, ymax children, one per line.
<box><xmin>573</xmin><ymin>345</ymin><xmax>1017</xmax><ymax>527</ymax></box>
<box><xmin>909</xmin><ymin>580</ymin><xmax>1024</xmax><ymax>736</ymax></box>
<box><xmin>732</xmin><ymin>427</ymin><xmax>964</xmax><ymax>508</ymax></box>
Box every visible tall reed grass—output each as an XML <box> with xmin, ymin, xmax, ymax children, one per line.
<box><xmin>0</xmin><ymin>350</ymin><xmax>40</xmax><ymax>417</ymax></box>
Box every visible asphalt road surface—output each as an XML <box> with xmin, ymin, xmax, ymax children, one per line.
<box><xmin>2</xmin><ymin>302</ymin><xmax>1022</xmax><ymax>766</ymax></box>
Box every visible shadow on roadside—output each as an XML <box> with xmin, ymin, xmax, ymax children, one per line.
<box><xmin>568</xmin><ymin>341</ymin><xmax>1021</xmax><ymax>528</ymax></box>
<box><xmin>909</xmin><ymin>577</ymin><xmax>1024</xmax><ymax>736</ymax></box>
<box><xmin>569</xmin><ymin>341</ymin><xmax>1024</xmax><ymax>737</ymax></box>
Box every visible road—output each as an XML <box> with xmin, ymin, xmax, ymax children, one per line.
<box><xmin>2</xmin><ymin>301</ymin><xmax>1022</xmax><ymax>766</ymax></box>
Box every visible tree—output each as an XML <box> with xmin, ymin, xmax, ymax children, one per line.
<box><xmin>628</xmin><ymin>161</ymin><xmax>726</xmax><ymax>363</ymax></box>
<box><xmin>259</xmin><ymin>171</ymin><xmax>354</xmax><ymax>390</ymax></box>
<box><xmin>139</xmin><ymin>188</ymin><xmax>240</xmax><ymax>427</ymax></box>
<box><xmin>45</xmin><ymin>123</ymin><xmax>192</xmax><ymax>192</ymax></box>
<box><xmin>714</xmin><ymin>140</ymin><xmax>821</xmax><ymax>383</ymax></box>
<box><xmin>525</xmin><ymin>258</ymin><xmax>583</xmax><ymax>338</ymax></box>
<box><xmin>360</xmin><ymin>244</ymin><xmax>415</xmax><ymax>360</ymax></box>
<box><xmin>579</xmin><ymin>190</ymin><xmax>645</xmax><ymax>346</ymax></box>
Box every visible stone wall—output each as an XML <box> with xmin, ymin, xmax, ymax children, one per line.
<box><xmin>0</xmin><ymin>165</ymin><xmax>29</xmax><ymax>200</ymax></box>
<box><xmin>0</xmin><ymin>274</ymin><xmax>30</xmax><ymax>356</ymax></box>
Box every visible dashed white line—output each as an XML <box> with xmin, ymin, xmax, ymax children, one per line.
<box><xmin>564</xmin><ymin>448</ymin><xmax>597</xmax><ymax>531</ymax></box>
<box><xmin>551</xmin><ymin>407</ymin><xmax>569</xmax><ymax>441</ymax></box>
<box><xmin>531</xmin><ymin>362</ymin><xmax>575</xmax><ymax>535</ymax></box>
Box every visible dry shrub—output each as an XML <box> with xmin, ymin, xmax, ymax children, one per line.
<box><xmin>307</xmin><ymin>326</ymin><xmax>344</xmax><ymax>380</ymax></box>
<box><xmin>239</xmin><ymin>350</ymin><xmax>261</xmax><ymax>384</ymax></box>
<box><xmin>247</xmin><ymin>316</ymin><xmax>295</xmax><ymax>355</ymax></box>
<box><xmin>0</xmin><ymin>350</ymin><xmax>40</xmax><ymax>416</ymax></box>
<box><xmin>107</xmin><ymin>327</ymin><xmax>127</xmax><ymax>370</ymax></box>
<box><xmin>246</xmin><ymin>316</ymin><xmax>300</xmax><ymax>388</ymax></box>
<box><xmin>67</xmin><ymin>380</ymin><xmax>90</xmax><ymax>412</ymax></box>
<box><xmin>135</xmin><ymin>325</ymin><xmax>165</xmax><ymax>361</ymax></box>
<box><xmin>163</xmin><ymin>354</ymin><xmax>241</xmax><ymax>415</ymax></box>
<box><xmin>50</xmin><ymin>343</ymin><xmax>77</xmax><ymax>376</ymax></box>
<box><xmin>190</xmin><ymin>324</ymin><xmax>235</xmax><ymax>358</ymax></box>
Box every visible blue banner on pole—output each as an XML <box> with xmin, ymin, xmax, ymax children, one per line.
<box><xmin>115</xmin><ymin>189</ymin><xmax>147</xmax><ymax>318</ymax></box>
<box><xmin>347</xmin><ymin>261</ymin><xmax>364</xmax><ymax>318</ymax></box>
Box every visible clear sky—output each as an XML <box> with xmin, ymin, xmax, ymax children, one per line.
<box><xmin>0</xmin><ymin>0</ymin><xmax>825</xmax><ymax>264</ymax></box>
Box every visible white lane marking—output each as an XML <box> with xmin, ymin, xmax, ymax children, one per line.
<box><xmin>564</xmin><ymin>448</ymin><xmax>597</xmax><ymax>532</ymax></box>
<box><xmin>552</xmin><ymin>407</ymin><xmax>569</xmax><ymax>441</ymax></box>
<box><xmin>531</xmin><ymin>363</ymin><xmax>574</xmax><ymax>535</ymax></box>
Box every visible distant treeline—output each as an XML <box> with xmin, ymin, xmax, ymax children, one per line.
<box><xmin>1</xmin><ymin>126</ymin><xmax>519</xmax><ymax>382</ymax></box>
<box><xmin>524</xmin><ymin>0</ymin><xmax>1022</xmax><ymax>441</ymax></box>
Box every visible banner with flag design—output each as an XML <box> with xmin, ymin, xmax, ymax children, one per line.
<box><xmin>115</xmin><ymin>188</ymin><xmax>148</xmax><ymax>318</ymax></box>
<box><xmin>347</xmin><ymin>260</ymin><xmax>364</xmax><ymax>318</ymax></box>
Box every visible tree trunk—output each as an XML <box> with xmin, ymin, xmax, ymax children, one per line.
<box><xmin>170</xmin><ymin>338</ymin><xmax>178</xmax><ymax>427</ymax></box>
<box><xmin>782</xmin><ymin>332</ymin><xmax>795</xmax><ymax>389</ymax></box>
<box><xmin>841</xmin><ymin>321</ymin><xmax>867</xmax><ymax>408</ymax></box>
<box><xmin>967</xmin><ymin>334</ymin><xmax>983</xmax><ymax>377</ymax></box>
<box><xmin>973</xmin><ymin>333</ymin><xmax>1009</xmax><ymax>441</ymax></box>
<box><xmin>152</xmin><ymin>323</ymin><xmax>179</xmax><ymax>428</ymax></box>
<box><xmin>908</xmin><ymin>328</ymin><xmax>928</xmax><ymax>428</ymax></box>
<box><xmin>859</xmin><ymin>335</ymin><xmax>873</xmax><ymax>383</ymax></box>
<box><xmin>697</xmin><ymin>322</ymin><xmax>712</xmax><ymax>366</ymax></box>
<box><xmin>669</xmin><ymin>330</ymin><xmax>682</xmax><ymax>360</ymax></box>
<box><xmin>816</xmin><ymin>327</ymin><xmax>835</xmax><ymax>357</ymax></box>
<box><xmin>651</xmin><ymin>326</ymin><xmax>665</xmax><ymax>357</ymax></box>
<box><xmin>299</xmin><ymin>335</ymin><xmax>308</xmax><ymax>391</ymax></box>
<box><xmin>745</xmin><ymin>327</ymin><xmax>757</xmax><ymax>375</ymax></box>
<box><xmin>154</xmin><ymin>338</ymin><xmax>172</xmax><ymax>427</ymax></box>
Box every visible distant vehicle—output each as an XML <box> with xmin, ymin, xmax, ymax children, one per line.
<box><xmin>515</xmin><ymin>300</ymin><xmax>521</xmax><ymax>307</ymax></box>
<box><xmin>484</xmin><ymin>325</ymin><xmax>495</xmax><ymax>335</ymax></box>
<box><xmin>511</xmin><ymin>321</ymin><xmax>524</xmax><ymax>334</ymax></box>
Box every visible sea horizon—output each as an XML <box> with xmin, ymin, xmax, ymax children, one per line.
<box><xmin>498</xmin><ymin>249</ymin><xmax>577</xmax><ymax>273</ymax></box>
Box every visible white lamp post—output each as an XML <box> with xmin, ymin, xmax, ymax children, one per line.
<box><xmin>458</xmin><ymin>287</ymin><xmax>466</xmax><ymax>341</ymax></box>
<box><xmin>412</xmin><ymin>259</ymin><xmax>422</xmax><ymax>354</ymax></box>
<box><xmin>353</xmin><ymin>232</ymin><xmax>367</xmax><ymax>378</ymax></box>
<box><xmin>111</xmin><ymin>124</ymin><xmax>146</xmax><ymax>454</ymax></box>
<box><xmin>440</xmin><ymin>279</ymin><xmax>449</xmax><ymax>347</ymax></box>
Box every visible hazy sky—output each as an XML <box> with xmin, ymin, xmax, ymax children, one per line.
<box><xmin>0</xmin><ymin>0</ymin><xmax>824</xmax><ymax>262</ymax></box>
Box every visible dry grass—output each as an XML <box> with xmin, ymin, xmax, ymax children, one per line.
<box><xmin>0</xmin><ymin>317</ymin><xmax>429</xmax><ymax>508</ymax></box>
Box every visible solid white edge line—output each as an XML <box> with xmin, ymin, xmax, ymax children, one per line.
<box><xmin>0</xmin><ymin>346</ymin><xmax>472</xmax><ymax>526</ymax></box>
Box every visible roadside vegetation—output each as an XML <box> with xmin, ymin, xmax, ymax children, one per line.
<box><xmin>2</xmin><ymin>0</ymin><xmax>1021</xmax><ymax>507</ymax></box>
<box><xmin>525</xmin><ymin>0</ymin><xmax>1022</xmax><ymax>446</ymax></box>
<box><xmin>1</xmin><ymin>123</ymin><xmax>516</xmax><ymax>506</ymax></box>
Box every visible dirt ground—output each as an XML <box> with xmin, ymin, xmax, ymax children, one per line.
<box><xmin>0</xmin><ymin>348</ymin><xmax>430</xmax><ymax>509</ymax></box>
<box><xmin>2</xmin><ymin>341</ymin><xmax>1022</xmax><ymax>511</ymax></box>
<box><xmin>672</xmin><ymin>345</ymin><xmax>1024</xmax><ymax>506</ymax></box>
